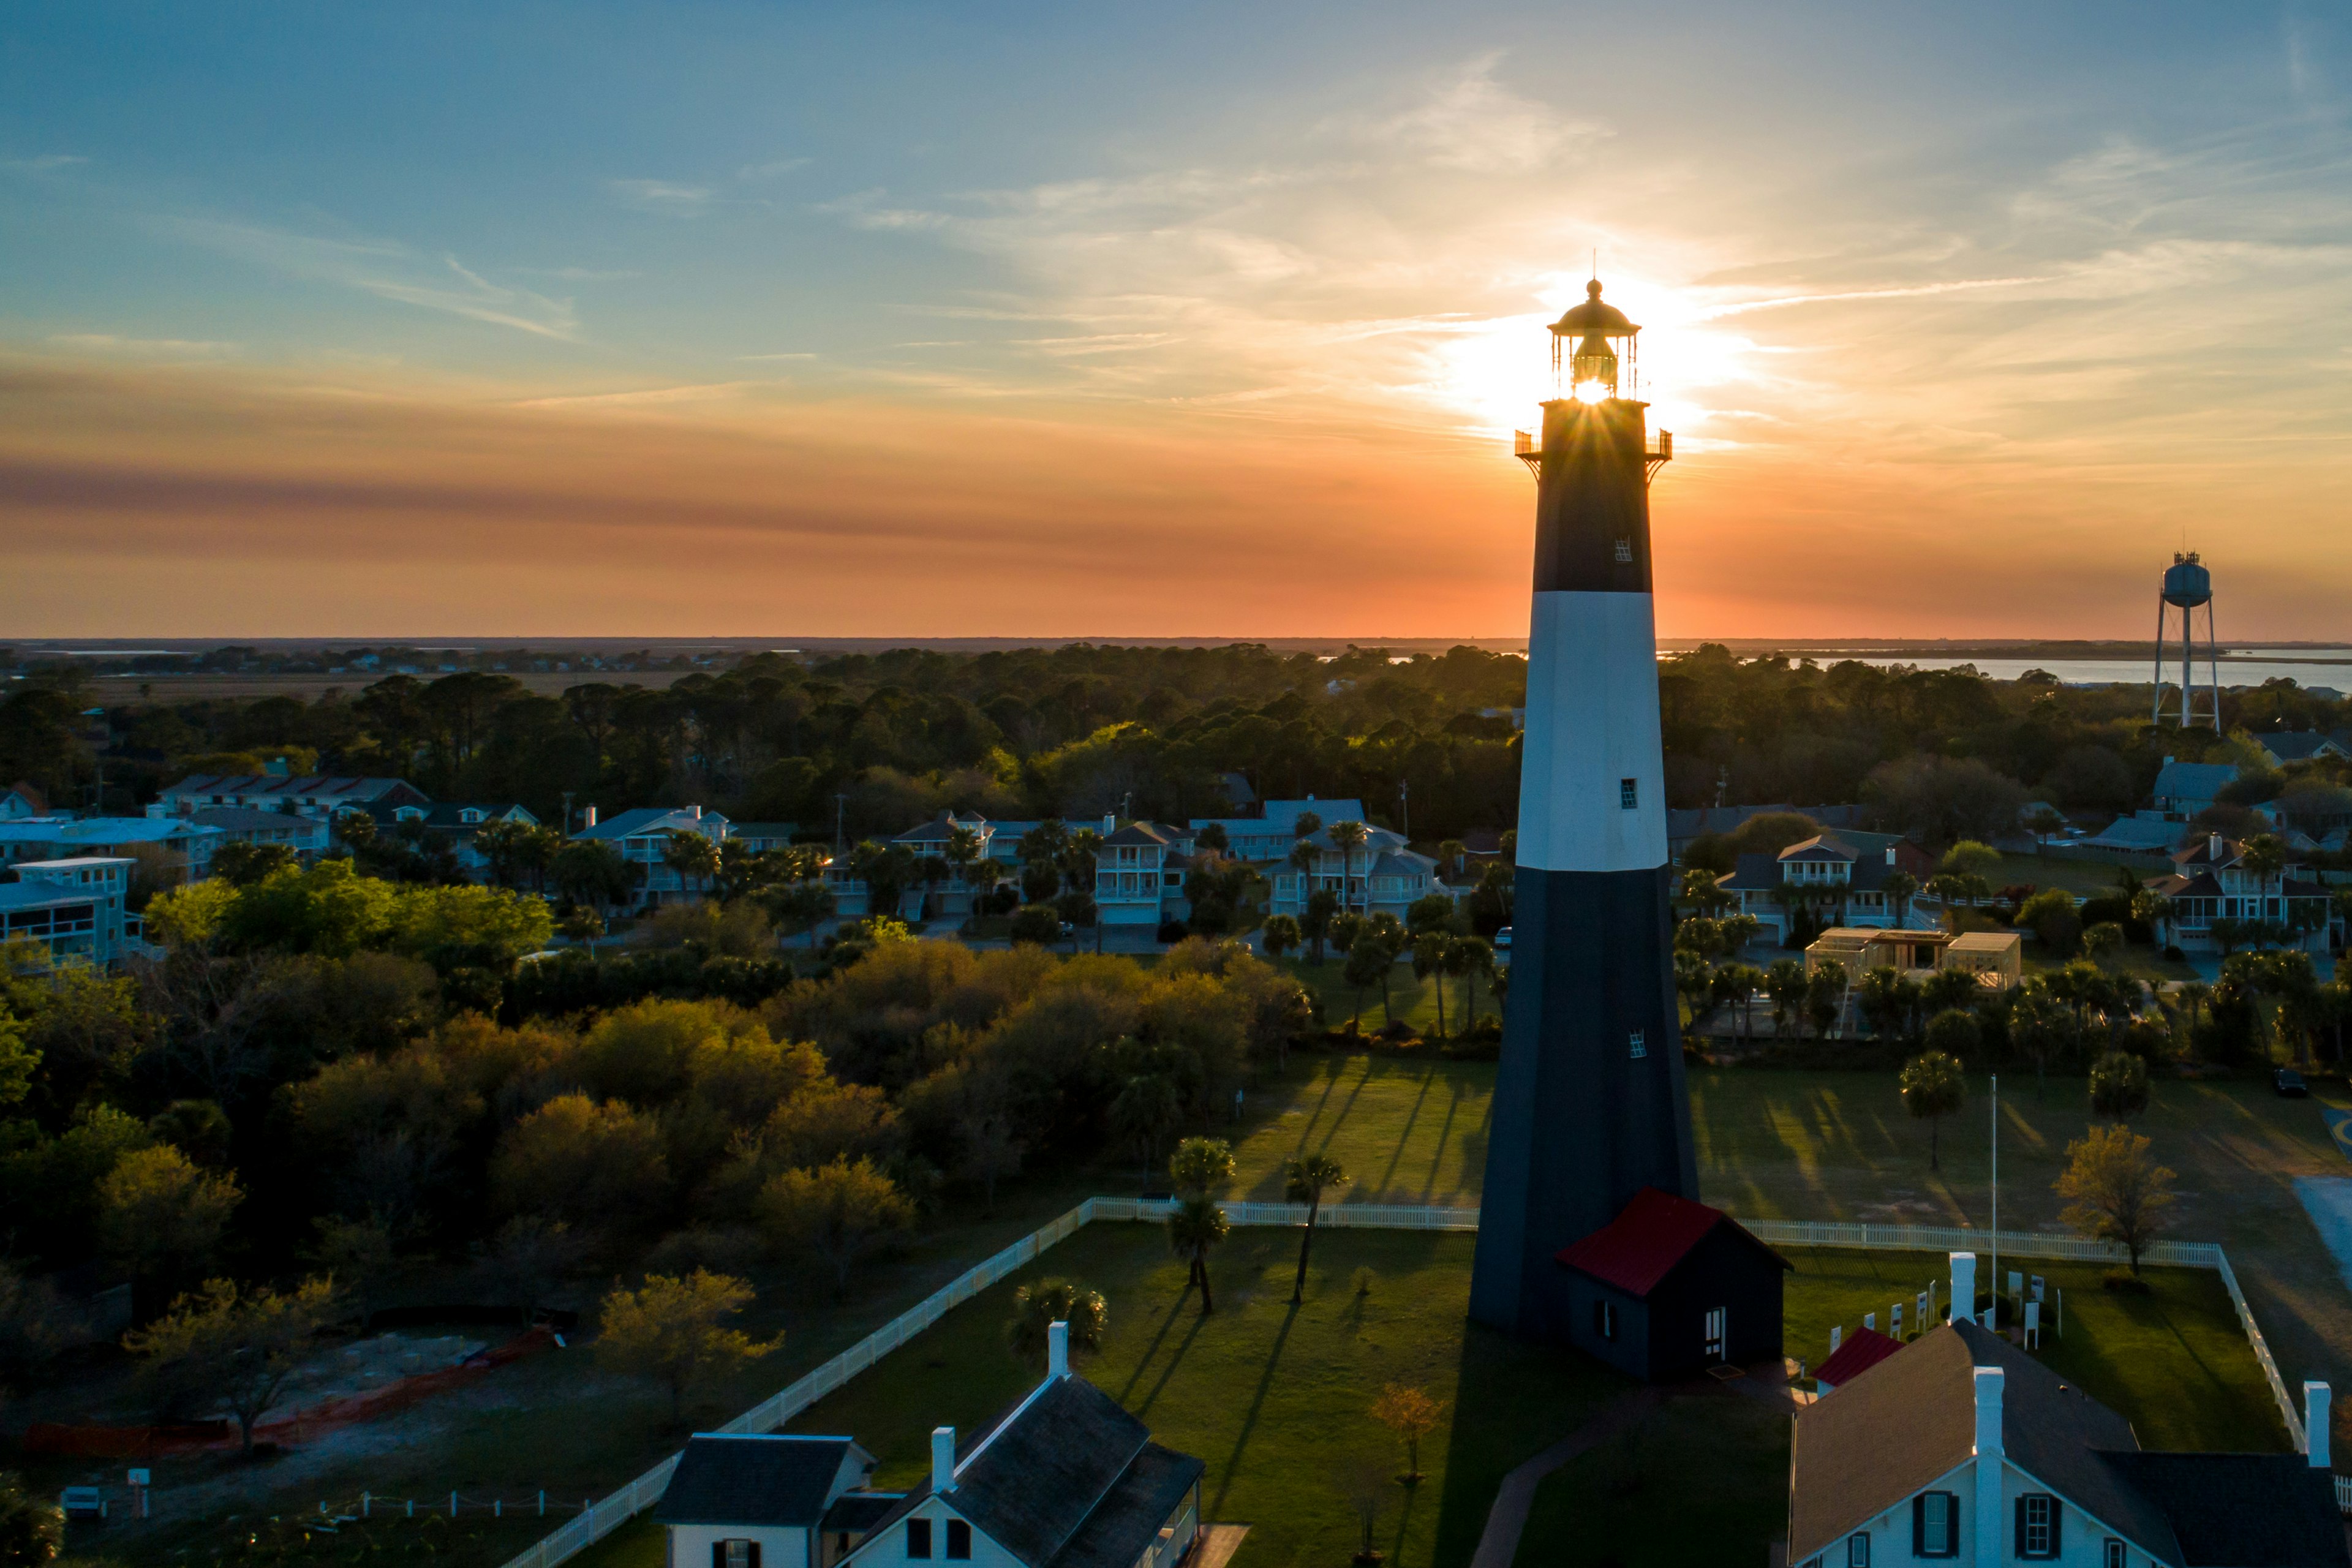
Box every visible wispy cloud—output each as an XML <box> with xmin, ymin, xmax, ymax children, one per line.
<box><xmin>510</xmin><ymin>381</ymin><xmax>764</xmax><ymax>408</ymax></box>
<box><xmin>513</xmin><ymin>265</ymin><xmax>642</xmax><ymax>281</ymax></box>
<box><xmin>739</xmin><ymin>157</ymin><xmax>811</xmax><ymax>180</ymax></box>
<box><xmin>154</xmin><ymin>217</ymin><xmax>579</xmax><ymax>339</ymax></box>
<box><xmin>608</xmin><ymin>178</ymin><xmax>714</xmax><ymax>215</ymax></box>
<box><xmin>48</xmin><ymin>333</ymin><xmax>237</xmax><ymax>355</ymax></box>
<box><xmin>2</xmin><ymin>153</ymin><xmax>88</xmax><ymax>173</ymax></box>
<box><xmin>736</xmin><ymin>352</ymin><xmax>817</xmax><ymax>361</ymax></box>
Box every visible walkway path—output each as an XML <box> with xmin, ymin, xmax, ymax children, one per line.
<box><xmin>1467</xmin><ymin>1387</ymin><xmax>1660</xmax><ymax>1568</ymax></box>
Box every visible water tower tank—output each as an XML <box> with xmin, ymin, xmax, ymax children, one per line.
<box><xmin>2162</xmin><ymin>552</ymin><xmax>2212</xmax><ymax>608</ymax></box>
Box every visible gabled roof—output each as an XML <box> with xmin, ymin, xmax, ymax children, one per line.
<box><xmin>160</xmin><ymin>774</ymin><xmax>421</xmax><ymax>802</ymax></box>
<box><xmin>1553</xmin><ymin>1187</ymin><xmax>1787</xmax><ymax>1299</ymax></box>
<box><xmin>189</xmin><ymin>806</ymin><xmax>330</xmax><ymax>833</ymax></box>
<box><xmin>1789</xmin><ymin>1321</ymin><xmax>2176</xmax><ymax>1562</ymax></box>
<box><xmin>895</xmin><ymin>813</ymin><xmax>985</xmax><ymax>845</ymax></box>
<box><xmin>655</xmin><ymin>1433</ymin><xmax>869</xmax><ymax>1527</ymax></box>
<box><xmin>2099</xmin><ymin>1452</ymin><xmax>2347</xmax><ymax>1566</ymax></box>
<box><xmin>1779</xmin><ymin>835</ymin><xmax>1857</xmax><ymax>862</ymax></box>
<box><xmin>2260</xmin><ymin>733</ymin><xmax>2345</xmax><ymax>764</ymax></box>
<box><xmin>0</xmin><ymin>816</ymin><xmax>217</xmax><ymax>848</ymax></box>
<box><xmin>2082</xmin><ymin>816</ymin><xmax>2185</xmax><ymax>852</ymax></box>
<box><xmin>1813</xmin><ymin>1327</ymin><xmax>1904</xmax><ymax>1388</ymax></box>
<box><xmin>851</xmin><ymin>1374</ymin><xmax>1201</xmax><ymax>1568</ymax></box>
<box><xmin>1366</xmin><ymin>849</ymin><xmax>1438</xmax><ymax>878</ymax></box>
<box><xmin>1102</xmin><ymin>823</ymin><xmax>1177</xmax><ymax>848</ymax></box>
<box><xmin>575</xmin><ymin>807</ymin><xmax>728</xmax><ymax>840</ymax></box>
<box><xmin>2153</xmin><ymin>761</ymin><xmax>2239</xmax><ymax>801</ymax></box>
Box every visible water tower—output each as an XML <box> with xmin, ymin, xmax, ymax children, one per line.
<box><xmin>2152</xmin><ymin>551</ymin><xmax>2219</xmax><ymax>732</ymax></box>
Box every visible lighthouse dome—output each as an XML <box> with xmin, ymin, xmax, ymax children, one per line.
<box><xmin>1550</xmin><ymin>278</ymin><xmax>1638</xmax><ymax>337</ymax></box>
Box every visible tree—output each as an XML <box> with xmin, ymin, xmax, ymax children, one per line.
<box><xmin>303</xmin><ymin>1215</ymin><xmax>397</xmax><ymax>1327</ymax></box>
<box><xmin>1303</xmin><ymin>888</ymin><xmax>1341</xmax><ymax>963</ymax></box>
<box><xmin>1284</xmin><ymin>1153</ymin><xmax>1349</xmax><ymax>1304</ymax></box>
<box><xmin>1448</xmin><ymin>935</ymin><xmax>1492</xmax><ymax>1031</ymax></box>
<box><xmin>2009</xmin><ymin>986</ymin><xmax>2075</xmax><ymax>1090</ymax></box>
<box><xmin>1882</xmin><ymin>870</ymin><xmax>1919</xmax><ymax>930</ymax></box>
<box><xmin>1008</xmin><ymin>1277</ymin><xmax>1107</xmax><ymax>1368</ymax></box>
<box><xmin>1260</xmin><ymin>913</ymin><xmax>1303</xmax><ymax>961</ymax></box>
<box><xmin>758</xmin><ymin>1157</ymin><xmax>914</xmax><ymax>1298</ymax></box>
<box><xmin>2019</xmin><ymin>889</ymin><xmax>2082</xmax><ymax>959</ymax></box>
<box><xmin>491</xmin><ymin>1095</ymin><xmax>671</xmax><ymax>1237</ymax></box>
<box><xmin>760</xmin><ymin>878</ymin><xmax>836</xmax><ymax>948</ymax></box>
<box><xmin>662</xmin><ymin>830</ymin><xmax>722</xmax><ymax>904</ymax></box>
<box><xmin>1898</xmin><ymin>1050</ymin><xmax>1966</xmax><ymax>1169</ymax></box>
<box><xmin>1765</xmin><ymin>959</ymin><xmax>1809</xmax><ymax>1039</ymax></box>
<box><xmin>1437</xmin><ymin>839</ymin><xmax>1468</xmax><ymax>878</ymax></box>
<box><xmin>552</xmin><ymin>839</ymin><xmax>631</xmax><ymax>911</ymax></box>
<box><xmin>1166</xmin><ymin>1196</ymin><xmax>1230</xmax><ymax>1314</ymax></box>
<box><xmin>211</xmin><ymin>840</ymin><xmax>299</xmax><ymax>888</ymax></box>
<box><xmin>1329</xmin><ymin>821</ymin><xmax>1370</xmax><ymax>913</ymax></box>
<box><xmin>1806</xmin><ymin>959</ymin><xmax>1847</xmax><ymax>1039</ymax></box>
<box><xmin>1167</xmin><ymin>1137</ymin><xmax>1234</xmax><ymax>1313</ymax></box>
<box><xmin>2083</xmin><ymin>922</ymin><xmax>2125</xmax><ymax>961</ymax></box>
<box><xmin>2055</xmin><ymin>1123</ymin><xmax>2176</xmax><ymax>1275</ymax></box>
<box><xmin>99</xmin><ymin>1144</ymin><xmax>242</xmax><ymax>1308</ymax></box>
<box><xmin>1110</xmin><ymin>1074</ymin><xmax>1183</xmax><ymax>1186</ymax></box>
<box><xmin>1370</xmin><ymin>1383</ymin><xmax>1442</xmax><ymax>1482</ymax></box>
<box><xmin>123</xmin><ymin>1276</ymin><xmax>342</xmax><ymax>1453</ymax></box>
<box><xmin>1411</xmin><ymin>933</ymin><xmax>1457</xmax><ymax>1038</ymax></box>
<box><xmin>594</xmin><ymin>1269</ymin><xmax>779</xmax><ymax>1424</ymax></box>
<box><xmin>2023</xmin><ymin>804</ymin><xmax>2066</xmax><ymax>851</ymax></box>
<box><xmin>1921</xmin><ymin>1006</ymin><xmax>1980</xmax><ymax>1065</ymax></box>
<box><xmin>2089</xmin><ymin>1051</ymin><xmax>2149</xmax><ymax>1120</ymax></box>
<box><xmin>0</xmin><ymin>1472</ymin><xmax>63</xmax><ymax>1566</ymax></box>
<box><xmin>1009</xmin><ymin>903</ymin><xmax>1062</xmax><ymax>945</ymax></box>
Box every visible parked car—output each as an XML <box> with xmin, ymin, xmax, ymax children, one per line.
<box><xmin>1493</xmin><ymin>926</ymin><xmax>1512</xmax><ymax>951</ymax></box>
<box><xmin>2275</xmin><ymin>1068</ymin><xmax>2309</xmax><ymax>1098</ymax></box>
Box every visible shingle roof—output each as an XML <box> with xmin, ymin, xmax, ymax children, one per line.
<box><xmin>2083</xmin><ymin>816</ymin><xmax>2185</xmax><ymax>851</ymax></box>
<box><xmin>1553</xmin><ymin>1187</ymin><xmax>1785</xmax><ymax>1299</ymax></box>
<box><xmin>1043</xmin><ymin>1442</ymin><xmax>1204</xmax><ymax>1568</ymax></box>
<box><xmin>850</xmin><ymin>1375</ymin><xmax>1197</xmax><ymax>1568</ymax></box>
<box><xmin>575</xmin><ymin>807</ymin><xmax>728</xmax><ymax>840</ymax></box>
<box><xmin>161</xmin><ymin>774</ymin><xmax>418</xmax><ymax>802</ymax></box>
<box><xmin>2261</xmin><ymin>733</ymin><xmax>2344</xmax><ymax>764</ymax></box>
<box><xmin>654</xmin><ymin>1434</ymin><xmax>867</xmax><ymax>1527</ymax></box>
<box><xmin>1789</xmin><ymin>1321</ymin><xmax>2178</xmax><ymax>1561</ymax></box>
<box><xmin>2153</xmin><ymin>761</ymin><xmax>2239</xmax><ymax>802</ymax></box>
<box><xmin>820</xmin><ymin>1493</ymin><xmax>905</xmax><ymax>1534</ymax></box>
<box><xmin>2100</xmin><ymin>1452</ymin><xmax>2348</xmax><ymax>1566</ymax></box>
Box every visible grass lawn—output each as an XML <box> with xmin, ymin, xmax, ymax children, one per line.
<box><xmin>1275</xmin><ymin>957</ymin><xmax>1497</xmax><ymax>1041</ymax></box>
<box><xmin>1515</xmin><ymin>1391</ymin><xmax>1790</xmax><ymax>1566</ymax></box>
<box><xmin>657</xmin><ymin>1224</ymin><xmax>1626</xmax><ymax>1568</ymax></box>
<box><xmin>1223</xmin><ymin>1054</ymin><xmax>1493</xmax><ymax>1207</ymax></box>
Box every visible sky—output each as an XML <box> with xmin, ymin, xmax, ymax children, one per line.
<box><xmin>3</xmin><ymin>1</ymin><xmax>2350</xmax><ymax>640</ymax></box>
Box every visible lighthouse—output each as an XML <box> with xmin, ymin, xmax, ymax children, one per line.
<box><xmin>1468</xmin><ymin>280</ymin><xmax>1712</xmax><ymax>1344</ymax></box>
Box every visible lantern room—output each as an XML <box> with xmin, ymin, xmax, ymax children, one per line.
<box><xmin>1549</xmin><ymin>278</ymin><xmax>1640</xmax><ymax>402</ymax></box>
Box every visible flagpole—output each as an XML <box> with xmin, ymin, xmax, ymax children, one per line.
<box><xmin>1989</xmin><ymin>1073</ymin><xmax>1999</xmax><ymax>1330</ymax></box>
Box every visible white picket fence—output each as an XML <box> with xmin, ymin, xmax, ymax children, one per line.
<box><xmin>496</xmin><ymin>1198</ymin><xmax>2303</xmax><ymax>1568</ymax></box>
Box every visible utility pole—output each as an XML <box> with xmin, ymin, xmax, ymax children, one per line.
<box><xmin>834</xmin><ymin>794</ymin><xmax>848</xmax><ymax>859</ymax></box>
<box><xmin>560</xmin><ymin>791</ymin><xmax>575</xmax><ymax>838</ymax></box>
<box><xmin>1398</xmin><ymin>778</ymin><xmax>1409</xmax><ymax>840</ymax></box>
<box><xmin>1989</xmin><ymin>1074</ymin><xmax>1999</xmax><ymax>1330</ymax></box>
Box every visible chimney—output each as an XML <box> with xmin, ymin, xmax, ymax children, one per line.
<box><xmin>2209</xmin><ymin>832</ymin><xmax>2224</xmax><ymax>861</ymax></box>
<box><xmin>931</xmin><ymin>1426</ymin><xmax>956</xmax><ymax>1494</ymax></box>
<box><xmin>2308</xmin><ymin>1382</ymin><xmax>2332</xmax><ymax>1468</ymax></box>
<box><xmin>1973</xmin><ymin>1366</ymin><xmax>2005</xmax><ymax>1568</ymax></box>
<box><xmin>582</xmin><ymin>804</ymin><xmax>597</xmax><ymax>829</ymax></box>
<box><xmin>1102</xmin><ymin>812</ymin><xmax>1116</xmax><ymax>835</ymax></box>
<box><xmin>689</xmin><ymin>804</ymin><xmax>703</xmax><ymax>821</ymax></box>
<box><xmin>1048</xmin><ymin>1320</ymin><xmax>1070</xmax><ymax>1379</ymax></box>
<box><xmin>1950</xmin><ymin>1253</ymin><xmax>1976</xmax><ymax>1324</ymax></box>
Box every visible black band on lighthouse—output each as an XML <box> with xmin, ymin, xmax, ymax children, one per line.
<box><xmin>1531</xmin><ymin>398</ymin><xmax>1654</xmax><ymax>595</ymax></box>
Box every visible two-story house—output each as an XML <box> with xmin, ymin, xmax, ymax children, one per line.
<box><xmin>1095</xmin><ymin>820</ymin><xmax>1195</xmax><ymax>930</ymax></box>
<box><xmin>0</xmin><ymin>857</ymin><xmax>140</xmax><ymax>965</ymax></box>
<box><xmin>1789</xmin><ymin>1272</ymin><xmax>2343</xmax><ymax>1568</ymax></box>
<box><xmin>1186</xmin><ymin>798</ymin><xmax>1365</xmax><ymax>864</ymax></box>
<box><xmin>187</xmin><ymin>806</ymin><xmax>331</xmax><ymax>863</ymax></box>
<box><xmin>571</xmin><ymin>805</ymin><xmax>730</xmax><ymax>908</ymax></box>
<box><xmin>2148</xmin><ymin>760</ymin><xmax>2239</xmax><ymax>824</ymax></box>
<box><xmin>358</xmin><ymin>801</ymin><xmax>541</xmax><ymax>882</ymax></box>
<box><xmin>1713</xmin><ymin>832</ymin><xmax>1939</xmax><ymax>944</ymax></box>
<box><xmin>657</xmin><ymin>1325</ymin><xmax>1203</xmax><ymax>1568</ymax></box>
<box><xmin>2146</xmin><ymin>833</ymin><xmax>2336</xmax><ymax>955</ymax></box>
<box><xmin>0</xmin><ymin>816</ymin><xmax>224</xmax><ymax>882</ymax></box>
<box><xmin>1265</xmin><ymin>823</ymin><xmax>1441</xmax><ymax>921</ymax></box>
<box><xmin>151</xmin><ymin>773</ymin><xmax>428</xmax><ymax>820</ymax></box>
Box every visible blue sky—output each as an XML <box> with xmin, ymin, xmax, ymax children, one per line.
<box><xmin>4</xmin><ymin>2</ymin><xmax>2349</xmax><ymax>636</ymax></box>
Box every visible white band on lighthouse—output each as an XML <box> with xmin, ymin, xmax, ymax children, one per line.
<box><xmin>1513</xmin><ymin>590</ymin><xmax>1669</xmax><ymax>874</ymax></box>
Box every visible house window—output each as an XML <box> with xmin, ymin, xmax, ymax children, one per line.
<box><xmin>1912</xmin><ymin>1493</ymin><xmax>1958</xmax><ymax>1557</ymax></box>
<box><xmin>2016</xmin><ymin>1494</ymin><xmax>2059</xmax><ymax>1558</ymax></box>
<box><xmin>945</xmin><ymin>1520</ymin><xmax>971</xmax><ymax>1560</ymax></box>
<box><xmin>1846</xmin><ymin>1534</ymin><xmax>1869</xmax><ymax>1568</ymax></box>
<box><xmin>907</xmin><ymin>1518</ymin><xmax>933</xmax><ymax>1559</ymax></box>
<box><xmin>1614</xmin><ymin>537</ymin><xmax>1633</xmax><ymax>563</ymax></box>
<box><xmin>717</xmin><ymin>1542</ymin><xmax>758</xmax><ymax>1568</ymax></box>
<box><xmin>1593</xmin><ymin>1300</ymin><xmax>1616</xmax><ymax>1340</ymax></box>
<box><xmin>1619</xmin><ymin>778</ymin><xmax>1638</xmax><ymax>810</ymax></box>
<box><xmin>1628</xmin><ymin>1030</ymin><xmax>1646</xmax><ymax>1059</ymax></box>
<box><xmin>2104</xmin><ymin>1542</ymin><xmax>2125</xmax><ymax>1568</ymax></box>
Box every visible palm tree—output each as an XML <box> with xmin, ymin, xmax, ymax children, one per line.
<box><xmin>1283</xmin><ymin>1153</ymin><xmax>1349</xmax><ymax>1304</ymax></box>
<box><xmin>1412</xmin><ymin>932</ymin><xmax>1456</xmax><ymax>1038</ymax></box>
<box><xmin>1303</xmin><ymin>889</ymin><xmax>1340</xmax><ymax>964</ymax></box>
<box><xmin>1882</xmin><ymin>869</ymin><xmax>1919</xmax><ymax>929</ymax></box>
<box><xmin>1453</xmin><ymin>935</ymin><xmax>1494</xmax><ymax>1030</ymax></box>
<box><xmin>1765</xmin><ymin>958</ymin><xmax>1809</xmax><ymax>1039</ymax></box>
<box><xmin>1167</xmin><ymin>1197</ymin><xmax>1231</xmax><ymax>1314</ymax></box>
<box><xmin>661</xmin><ymin>829</ymin><xmax>720</xmax><ymax>905</ymax></box>
<box><xmin>2243</xmin><ymin>834</ymin><xmax>2288</xmax><ymax>930</ymax></box>
<box><xmin>1287</xmin><ymin>840</ymin><xmax>1320</xmax><ymax>927</ymax></box>
<box><xmin>1329</xmin><ymin>821</ymin><xmax>1370</xmax><ymax>914</ymax></box>
<box><xmin>1438</xmin><ymin>839</ymin><xmax>1468</xmax><ymax>880</ymax></box>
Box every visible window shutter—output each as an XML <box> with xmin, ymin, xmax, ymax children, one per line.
<box><xmin>2048</xmin><ymin>1506</ymin><xmax>2060</xmax><ymax>1557</ymax></box>
<box><xmin>747</xmin><ymin>1546</ymin><xmax>761</xmax><ymax>1568</ymax></box>
<box><xmin>712</xmin><ymin>1545</ymin><xmax>727</xmax><ymax>1568</ymax></box>
<box><xmin>1912</xmin><ymin>1496</ymin><xmax>1926</xmax><ymax>1556</ymax></box>
<box><xmin>2015</xmin><ymin>1499</ymin><xmax>2028</xmax><ymax>1558</ymax></box>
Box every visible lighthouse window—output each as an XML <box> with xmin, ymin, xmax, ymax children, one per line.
<box><xmin>1629</xmin><ymin>1030</ymin><xmax>1647</xmax><ymax>1058</ymax></box>
<box><xmin>1614</xmin><ymin>537</ymin><xmax>1632</xmax><ymax>563</ymax></box>
<box><xmin>1619</xmin><ymin>778</ymin><xmax>1638</xmax><ymax>810</ymax></box>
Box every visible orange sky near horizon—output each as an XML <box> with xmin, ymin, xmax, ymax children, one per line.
<box><xmin>6</xmin><ymin>10</ymin><xmax>2350</xmax><ymax>641</ymax></box>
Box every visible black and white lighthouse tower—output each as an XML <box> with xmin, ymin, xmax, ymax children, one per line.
<box><xmin>1468</xmin><ymin>279</ymin><xmax>1703</xmax><ymax>1341</ymax></box>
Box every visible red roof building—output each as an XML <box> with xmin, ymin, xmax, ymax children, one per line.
<box><xmin>1550</xmin><ymin>1187</ymin><xmax>1791</xmax><ymax>1382</ymax></box>
<box><xmin>1812</xmin><ymin>1327</ymin><xmax>1904</xmax><ymax>1394</ymax></box>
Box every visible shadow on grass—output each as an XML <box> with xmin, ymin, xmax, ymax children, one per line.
<box><xmin>1210</xmin><ymin>1301</ymin><xmax>1300</xmax><ymax>1519</ymax></box>
<box><xmin>1430</xmin><ymin>1321</ymin><xmax>1630</xmax><ymax>1568</ymax></box>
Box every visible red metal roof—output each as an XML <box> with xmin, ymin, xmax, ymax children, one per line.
<box><xmin>1553</xmin><ymin>1187</ymin><xmax>1743</xmax><ymax>1298</ymax></box>
<box><xmin>1814</xmin><ymin>1327</ymin><xmax>1905</xmax><ymax>1388</ymax></box>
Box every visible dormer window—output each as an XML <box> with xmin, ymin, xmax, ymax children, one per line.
<box><xmin>460</xmin><ymin>808</ymin><xmax>485</xmax><ymax>824</ymax></box>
